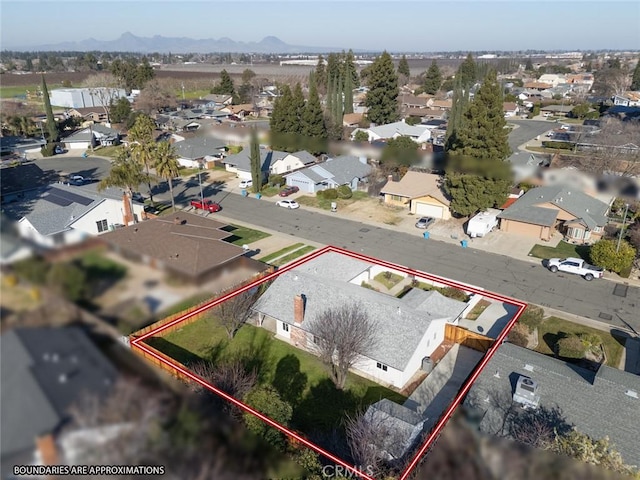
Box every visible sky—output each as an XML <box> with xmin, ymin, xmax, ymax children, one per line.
<box><xmin>1</xmin><ymin>1</ymin><xmax>639</xmax><ymax>52</ymax></box>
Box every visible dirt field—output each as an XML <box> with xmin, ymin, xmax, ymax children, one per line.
<box><xmin>339</xmin><ymin>197</ymin><xmax>406</xmax><ymax>225</ymax></box>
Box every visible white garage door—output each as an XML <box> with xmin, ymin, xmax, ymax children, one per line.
<box><xmin>415</xmin><ymin>203</ymin><xmax>444</xmax><ymax>218</ymax></box>
<box><xmin>288</xmin><ymin>177</ymin><xmax>313</xmax><ymax>193</ymax></box>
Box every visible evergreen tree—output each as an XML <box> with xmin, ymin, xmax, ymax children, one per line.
<box><xmin>422</xmin><ymin>60</ymin><xmax>442</xmax><ymax>95</ymax></box>
<box><xmin>457</xmin><ymin>53</ymin><xmax>477</xmax><ymax>89</ymax></box>
<box><xmin>213</xmin><ymin>69</ymin><xmax>235</xmax><ymax>96</ymax></box>
<box><xmin>249</xmin><ymin>127</ymin><xmax>262</xmax><ymax>193</ymax></box>
<box><xmin>301</xmin><ymin>79</ymin><xmax>327</xmax><ymax>154</ymax></box>
<box><xmin>345</xmin><ymin>49</ymin><xmax>359</xmax><ymax>87</ymax></box>
<box><xmin>364</xmin><ymin>51</ymin><xmax>399</xmax><ymax>125</ymax></box>
<box><xmin>41</xmin><ymin>75</ymin><xmax>58</xmax><ymax>143</ymax></box>
<box><xmin>270</xmin><ymin>84</ymin><xmax>291</xmax><ymax>136</ymax></box>
<box><xmin>287</xmin><ymin>83</ymin><xmax>305</xmax><ymax>136</ymax></box>
<box><xmin>525</xmin><ymin>58</ymin><xmax>534</xmax><ymax>71</ymax></box>
<box><xmin>314</xmin><ymin>55</ymin><xmax>326</xmax><ymax>93</ymax></box>
<box><xmin>585</xmin><ymin>61</ymin><xmax>593</xmax><ymax>73</ymax></box>
<box><xmin>343</xmin><ymin>70</ymin><xmax>354</xmax><ymax>115</ymax></box>
<box><xmin>450</xmin><ymin>70</ymin><xmax>510</xmax><ymax>161</ymax></box>
<box><xmin>631</xmin><ymin>58</ymin><xmax>640</xmax><ymax>91</ymax></box>
<box><xmin>333</xmin><ymin>77</ymin><xmax>344</xmax><ymax>127</ymax></box>
<box><xmin>326</xmin><ymin>53</ymin><xmax>342</xmax><ymax>87</ymax></box>
<box><xmin>445</xmin><ymin>76</ymin><xmax>468</xmax><ymax>152</ymax></box>
<box><xmin>397</xmin><ymin>55</ymin><xmax>410</xmax><ymax>77</ymax></box>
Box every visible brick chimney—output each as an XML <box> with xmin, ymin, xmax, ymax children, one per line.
<box><xmin>294</xmin><ymin>294</ymin><xmax>305</xmax><ymax>324</ymax></box>
<box><xmin>387</xmin><ymin>174</ymin><xmax>393</xmax><ymax>182</ymax></box>
<box><xmin>122</xmin><ymin>193</ymin><xmax>134</xmax><ymax>226</ymax></box>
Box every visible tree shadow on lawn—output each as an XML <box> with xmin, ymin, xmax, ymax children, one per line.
<box><xmin>293</xmin><ymin>378</ymin><xmax>360</xmax><ymax>434</ymax></box>
<box><xmin>145</xmin><ymin>336</ymin><xmax>202</xmax><ymax>366</ymax></box>
<box><xmin>272</xmin><ymin>354</ymin><xmax>308</xmax><ymax>407</ymax></box>
<box><xmin>227</xmin><ymin>327</ymin><xmax>275</xmax><ymax>385</ymax></box>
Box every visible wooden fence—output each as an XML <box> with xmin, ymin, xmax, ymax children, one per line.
<box><xmin>445</xmin><ymin>324</ymin><xmax>493</xmax><ymax>353</ymax></box>
<box><xmin>132</xmin><ymin>340</ymin><xmax>193</xmax><ymax>382</ymax></box>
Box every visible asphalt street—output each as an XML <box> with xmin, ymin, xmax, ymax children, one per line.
<box><xmin>200</xmin><ymin>190</ymin><xmax>640</xmax><ymax>334</ymax></box>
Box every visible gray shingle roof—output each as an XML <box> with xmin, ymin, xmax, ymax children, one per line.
<box><xmin>173</xmin><ymin>136</ymin><xmax>227</xmax><ymax>161</ymax></box>
<box><xmin>1</xmin><ymin>327</ymin><xmax>118</xmax><ymax>458</ymax></box>
<box><xmin>464</xmin><ymin>343</ymin><xmax>640</xmax><ymax>467</ymax></box>
<box><xmin>223</xmin><ymin>148</ymin><xmax>288</xmax><ymax>173</ymax></box>
<box><xmin>252</xmin><ymin>254</ymin><xmax>467</xmax><ymax>371</ymax></box>
<box><xmin>498</xmin><ymin>185</ymin><xmax>609</xmax><ymax>229</ymax></box>
<box><xmin>286</xmin><ymin>156</ymin><xmax>371</xmax><ymax>186</ymax></box>
<box><xmin>291</xmin><ymin>150</ymin><xmax>317</xmax><ymax>165</ymax></box>
<box><xmin>365</xmin><ymin>398</ymin><xmax>425</xmax><ymax>459</ymax></box>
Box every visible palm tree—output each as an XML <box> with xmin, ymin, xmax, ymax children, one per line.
<box><xmin>128</xmin><ymin>114</ymin><xmax>157</xmax><ymax>206</ymax></box>
<box><xmin>154</xmin><ymin>141</ymin><xmax>180</xmax><ymax>212</ymax></box>
<box><xmin>98</xmin><ymin>147</ymin><xmax>148</xmax><ymax>224</ymax></box>
<box><xmin>131</xmin><ymin>141</ymin><xmax>156</xmax><ymax>206</ymax></box>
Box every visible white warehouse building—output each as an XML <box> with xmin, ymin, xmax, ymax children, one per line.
<box><xmin>49</xmin><ymin>87</ymin><xmax>127</xmax><ymax>108</ymax></box>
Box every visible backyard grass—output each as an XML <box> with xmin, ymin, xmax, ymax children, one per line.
<box><xmin>258</xmin><ymin>243</ymin><xmax>305</xmax><ymax>263</ymax></box>
<box><xmin>221</xmin><ymin>224</ymin><xmax>271</xmax><ymax>245</ymax></box>
<box><xmin>374</xmin><ymin>271</ymin><xmax>404</xmax><ymax>289</ymax></box>
<box><xmin>535</xmin><ymin>316</ymin><xmax>625</xmax><ymax>368</ymax></box>
<box><xmin>147</xmin><ymin>320</ymin><xmax>406</xmax><ymax>432</ymax></box>
<box><xmin>528</xmin><ymin>241</ymin><xmax>590</xmax><ymax>261</ymax></box>
<box><xmin>271</xmin><ymin>246</ymin><xmax>316</xmax><ymax>267</ymax></box>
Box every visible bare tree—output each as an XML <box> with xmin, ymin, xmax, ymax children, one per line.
<box><xmin>190</xmin><ymin>359</ymin><xmax>257</xmax><ymax>418</ymax></box>
<box><xmin>593</xmin><ymin>67</ymin><xmax>630</xmax><ymax>97</ymax></box>
<box><xmin>135</xmin><ymin>79</ymin><xmax>178</xmax><ymax>115</ymax></box>
<box><xmin>213</xmin><ymin>289</ymin><xmax>259</xmax><ymax>339</ymax></box>
<box><xmin>308</xmin><ymin>302</ymin><xmax>378</xmax><ymax>390</ymax></box>
<box><xmin>509</xmin><ymin>405</ymin><xmax>571</xmax><ymax>450</ymax></box>
<box><xmin>81</xmin><ymin>73</ymin><xmax>122</xmax><ymax>124</ymax></box>
<box><xmin>344</xmin><ymin>410</ymin><xmax>396</xmax><ymax>475</ymax></box>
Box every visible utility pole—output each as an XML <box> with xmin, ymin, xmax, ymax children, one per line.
<box><xmin>616</xmin><ymin>203</ymin><xmax>630</xmax><ymax>253</ymax></box>
<box><xmin>198</xmin><ymin>162</ymin><xmax>204</xmax><ymax>205</ymax></box>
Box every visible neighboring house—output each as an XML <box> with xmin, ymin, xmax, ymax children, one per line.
<box><xmin>523</xmin><ymin>82</ymin><xmax>553</xmax><ymax>91</ymax></box>
<box><xmin>431</xmin><ymin>99</ymin><xmax>452</xmax><ymax>110</ymax></box>
<box><xmin>566</xmin><ymin>73</ymin><xmax>595</xmax><ymax>90</ymax></box>
<box><xmin>537</xmin><ymin>74</ymin><xmax>566</xmax><ymax>87</ymax></box>
<box><xmin>269</xmin><ymin>150</ymin><xmax>316</xmax><ymax>175</ymax></box>
<box><xmin>612</xmin><ymin>92</ymin><xmax>640</xmax><ymax>107</ymax></box>
<box><xmin>66</xmin><ymin>107</ymin><xmax>108</xmax><ymax>123</ymax></box>
<box><xmin>222</xmin><ymin>147</ymin><xmax>288</xmax><ymax>181</ymax></box>
<box><xmin>62</xmin><ymin>125</ymin><xmax>121</xmax><ymax>150</ymax></box>
<box><xmin>11</xmin><ymin>184</ymin><xmax>145</xmax><ymax>249</ymax></box>
<box><xmin>0</xmin><ymin>327</ymin><xmax>118</xmax><ymax>477</ymax></box>
<box><xmin>284</xmin><ymin>155</ymin><xmax>371</xmax><ymax>193</ymax></box>
<box><xmin>173</xmin><ymin>136</ymin><xmax>227</xmax><ymax>168</ymax></box>
<box><xmin>101</xmin><ymin>213</ymin><xmax>268</xmax><ymax>284</ymax></box>
<box><xmin>364</xmin><ymin>399</ymin><xmax>426</xmax><ymax>461</ymax></box>
<box><xmin>464</xmin><ymin>342</ymin><xmax>640</xmax><ymax>468</ymax></box>
<box><xmin>0</xmin><ymin>216</ymin><xmax>33</xmax><ymax>265</ymax></box>
<box><xmin>343</xmin><ymin>112</ymin><xmax>364</xmax><ymax>127</ymax></box>
<box><xmin>49</xmin><ymin>87</ymin><xmax>127</xmax><ymax>109</ymax></box>
<box><xmin>503</xmin><ymin>102</ymin><xmax>519</xmax><ymax>118</ymax></box>
<box><xmin>203</xmin><ymin>94</ymin><xmax>233</xmax><ymax>107</ymax></box>
<box><xmin>171</xmin><ymin>118</ymin><xmax>202</xmax><ymax>133</ymax></box>
<box><xmin>399</xmin><ymin>94</ymin><xmax>433</xmax><ymax>109</ymax></box>
<box><xmin>252</xmin><ymin>252</ymin><xmax>469</xmax><ymax>389</ymax></box>
<box><xmin>380</xmin><ymin>171</ymin><xmax>451</xmax><ymax>220</ymax></box>
<box><xmin>350</xmin><ymin>120</ymin><xmax>431</xmax><ymax>144</ymax></box>
<box><xmin>220</xmin><ymin>104</ymin><xmax>257</xmax><ymax>118</ymax></box>
<box><xmin>498</xmin><ymin>185</ymin><xmax>610</xmax><ymax>243</ymax></box>
<box><xmin>540</xmin><ymin>104</ymin><xmax>573</xmax><ymax>116</ymax></box>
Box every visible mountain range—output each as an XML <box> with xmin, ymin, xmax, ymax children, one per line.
<box><xmin>11</xmin><ymin>32</ymin><xmax>354</xmax><ymax>54</ymax></box>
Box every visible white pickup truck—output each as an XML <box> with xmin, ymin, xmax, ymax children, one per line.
<box><xmin>545</xmin><ymin>257</ymin><xmax>604</xmax><ymax>281</ymax></box>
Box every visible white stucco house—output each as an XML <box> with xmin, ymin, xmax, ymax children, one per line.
<box><xmin>12</xmin><ymin>184</ymin><xmax>144</xmax><ymax>249</ymax></box>
<box><xmin>252</xmin><ymin>252</ymin><xmax>469</xmax><ymax>390</ymax></box>
<box><xmin>222</xmin><ymin>148</ymin><xmax>316</xmax><ymax>180</ymax></box>
<box><xmin>172</xmin><ymin>136</ymin><xmax>227</xmax><ymax>168</ymax></box>
<box><xmin>62</xmin><ymin>125</ymin><xmax>121</xmax><ymax>151</ymax></box>
<box><xmin>350</xmin><ymin>120</ymin><xmax>432</xmax><ymax>144</ymax></box>
<box><xmin>269</xmin><ymin>150</ymin><xmax>317</xmax><ymax>175</ymax></box>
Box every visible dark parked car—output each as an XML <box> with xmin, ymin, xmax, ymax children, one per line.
<box><xmin>415</xmin><ymin>216</ymin><xmax>435</xmax><ymax>229</ymax></box>
<box><xmin>279</xmin><ymin>186</ymin><xmax>300</xmax><ymax>197</ymax></box>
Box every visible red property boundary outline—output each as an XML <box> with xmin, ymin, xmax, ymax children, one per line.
<box><xmin>131</xmin><ymin>245</ymin><xmax>527</xmax><ymax>480</ymax></box>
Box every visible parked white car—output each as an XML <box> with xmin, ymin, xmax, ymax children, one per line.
<box><xmin>239</xmin><ymin>179</ymin><xmax>253</xmax><ymax>189</ymax></box>
<box><xmin>276</xmin><ymin>199</ymin><xmax>300</xmax><ymax>209</ymax></box>
<box><xmin>545</xmin><ymin>257</ymin><xmax>604</xmax><ymax>281</ymax></box>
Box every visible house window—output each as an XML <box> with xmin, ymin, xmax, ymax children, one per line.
<box><xmin>286</xmin><ymin>165</ymin><xmax>292</xmax><ymax>171</ymax></box>
<box><xmin>96</xmin><ymin>219</ymin><xmax>109</xmax><ymax>233</ymax></box>
<box><xmin>282</xmin><ymin>322</ymin><xmax>289</xmax><ymax>332</ymax></box>
<box><xmin>594</xmin><ymin>226</ymin><xmax>602</xmax><ymax>233</ymax></box>
<box><xmin>376</xmin><ymin>362</ymin><xmax>388</xmax><ymax>372</ymax></box>
<box><xmin>390</xmin><ymin>195</ymin><xmax>404</xmax><ymax>202</ymax></box>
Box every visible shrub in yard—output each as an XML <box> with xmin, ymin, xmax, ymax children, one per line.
<box><xmin>579</xmin><ymin>333</ymin><xmax>603</xmax><ymax>353</ymax></box>
<box><xmin>590</xmin><ymin>238</ymin><xmax>636</xmax><ymax>274</ymax></box>
<box><xmin>46</xmin><ymin>262</ymin><xmax>88</xmax><ymax>302</ymax></box>
<box><xmin>439</xmin><ymin>287</ymin><xmax>470</xmax><ymax>302</ymax></box>
<box><xmin>508</xmin><ymin>323</ymin><xmax>529</xmax><ymax>347</ymax></box>
<box><xmin>12</xmin><ymin>257</ymin><xmax>50</xmax><ymax>285</ymax></box>
<box><xmin>268</xmin><ymin>174</ymin><xmax>284</xmax><ymax>187</ymax></box>
<box><xmin>518</xmin><ymin>305</ymin><xmax>545</xmax><ymax>333</ymax></box>
<box><xmin>337</xmin><ymin>185</ymin><xmax>353</xmax><ymax>199</ymax></box>
<box><xmin>243</xmin><ymin>385</ymin><xmax>292</xmax><ymax>450</ymax></box>
<box><xmin>317</xmin><ymin>188</ymin><xmax>338</xmax><ymax>200</ymax></box>
<box><xmin>40</xmin><ymin>143</ymin><xmax>56</xmax><ymax>157</ymax></box>
<box><xmin>556</xmin><ymin>334</ymin><xmax>585</xmax><ymax>359</ymax></box>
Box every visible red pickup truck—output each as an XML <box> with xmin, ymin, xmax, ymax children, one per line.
<box><xmin>190</xmin><ymin>199</ymin><xmax>221</xmax><ymax>212</ymax></box>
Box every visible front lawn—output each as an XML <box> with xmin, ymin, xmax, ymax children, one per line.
<box><xmin>147</xmin><ymin>320</ymin><xmax>406</xmax><ymax>433</ymax></box>
<box><xmin>258</xmin><ymin>243</ymin><xmax>305</xmax><ymax>263</ymax></box>
<box><xmin>89</xmin><ymin>145</ymin><xmax>121</xmax><ymax>158</ymax></box>
<box><xmin>528</xmin><ymin>241</ymin><xmax>590</xmax><ymax>261</ymax></box>
<box><xmin>535</xmin><ymin>316</ymin><xmax>625</xmax><ymax>368</ymax></box>
<box><xmin>271</xmin><ymin>246</ymin><xmax>316</xmax><ymax>267</ymax></box>
<box><xmin>296</xmin><ymin>190</ymin><xmax>368</xmax><ymax>210</ymax></box>
<box><xmin>220</xmin><ymin>224</ymin><xmax>271</xmax><ymax>245</ymax></box>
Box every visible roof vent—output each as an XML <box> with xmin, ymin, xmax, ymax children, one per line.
<box><xmin>293</xmin><ymin>275</ymin><xmax>299</xmax><ymax>281</ymax></box>
<box><xmin>524</xmin><ymin>364</ymin><xmax>534</xmax><ymax>372</ymax></box>
<box><xmin>397</xmin><ymin>307</ymin><xmax>402</xmax><ymax>315</ymax></box>
<box><xmin>626</xmin><ymin>390</ymin><xmax>638</xmax><ymax>399</ymax></box>
<box><xmin>58</xmin><ymin>374</ymin><xmax>67</xmax><ymax>384</ymax></box>
<box><xmin>51</xmin><ymin>353</ymin><xmax>59</xmax><ymax>363</ymax></box>
<box><xmin>43</xmin><ymin>353</ymin><xmax>50</xmax><ymax>361</ymax></box>
<box><xmin>494</xmin><ymin>370</ymin><xmax>500</xmax><ymax>378</ymax></box>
